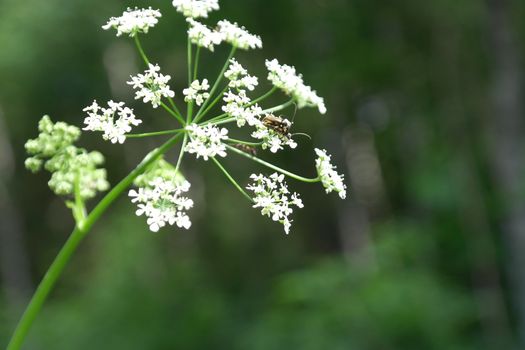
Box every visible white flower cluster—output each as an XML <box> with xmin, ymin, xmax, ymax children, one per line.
<box><xmin>127</xmin><ymin>63</ymin><xmax>175</xmax><ymax>108</ymax></box>
<box><xmin>246</xmin><ymin>173</ymin><xmax>304</xmax><ymax>234</ymax></box>
<box><xmin>83</xmin><ymin>100</ymin><xmax>142</xmax><ymax>144</ymax></box>
<box><xmin>183</xmin><ymin>79</ymin><xmax>210</xmax><ymax>106</ymax></box>
<box><xmin>314</xmin><ymin>148</ymin><xmax>347</xmax><ymax>199</ymax></box>
<box><xmin>224</xmin><ymin>58</ymin><xmax>258</xmax><ymax>91</ymax></box>
<box><xmin>102</xmin><ymin>7</ymin><xmax>161</xmax><ymax>37</ymax></box>
<box><xmin>129</xmin><ymin>177</ymin><xmax>194</xmax><ymax>232</ymax></box>
<box><xmin>185</xmin><ymin>123</ymin><xmax>228</xmax><ymax>160</ymax></box>
<box><xmin>172</xmin><ymin>0</ymin><xmax>219</xmax><ymax>19</ymax></box>
<box><xmin>217</xmin><ymin>20</ymin><xmax>262</xmax><ymax>50</ymax></box>
<box><xmin>251</xmin><ymin>116</ymin><xmax>297</xmax><ymax>153</ymax></box>
<box><xmin>266</xmin><ymin>59</ymin><xmax>327</xmax><ymax>114</ymax></box>
<box><xmin>222</xmin><ymin>89</ymin><xmax>263</xmax><ymax>127</ymax></box>
<box><xmin>187</xmin><ymin>18</ymin><xmax>224</xmax><ymax>51</ymax></box>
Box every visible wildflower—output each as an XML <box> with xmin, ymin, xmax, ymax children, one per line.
<box><xmin>129</xmin><ymin>177</ymin><xmax>194</xmax><ymax>232</ymax></box>
<box><xmin>25</xmin><ymin>116</ymin><xmax>109</xmax><ymax>199</ymax></box>
<box><xmin>217</xmin><ymin>20</ymin><xmax>262</xmax><ymax>50</ymax></box>
<box><xmin>251</xmin><ymin>116</ymin><xmax>297</xmax><ymax>153</ymax></box>
<box><xmin>183</xmin><ymin>79</ymin><xmax>210</xmax><ymax>106</ymax></box>
<box><xmin>127</xmin><ymin>63</ymin><xmax>175</xmax><ymax>108</ymax></box>
<box><xmin>246</xmin><ymin>173</ymin><xmax>304</xmax><ymax>234</ymax></box>
<box><xmin>172</xmin><ymin>0</ymin><xmax>219</xmax><ymax>19</ymax></box>
<box><xmin>224</xmin><ymin>58</ymin><xmax>258</xmax><ymax>91</ymax></box>
<box><xmin>265</xmin><ymin>58</ymin><xmax>326</xmax><ymax>114</ymax></box>
<box><xmin>83</xmin><ymin>100</ymin><xmax>142</xmax><ymax>144</ymax></box>
<box><xmin>187</xmin><ymin>18</ymin><xmax>224</xmax><ymax>51</ymax></box>
<box><xmin>185</xmin><ymin>124</ymin><xmax>228</xmax><ymax>160</ymax></box>
<box><xmin>102</xmin><ymin>7</ymin><xmax>161</xmax><ymax>37</ymax></box>
<box><xmin>222</xmin><ymin>89</ymin><xmax>262</xmax><ymax>127</ymax></box>
<box><xmin>314</xmin><ymin>148</ymin><xmax>347</xmax><ymax>199</ymax></box>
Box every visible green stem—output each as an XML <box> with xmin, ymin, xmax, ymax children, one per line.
<box><xmin>194</xmin><ymin>47</ymin><xmax>236</xmax><ymax>120</ymax></box>
<box><xmin>186</xmin><ymin>38</ymin><xmax>194</xmax><ymax>123</ymax></box>
<box><xmin>193</xmin><ymin>46</ymin><xmax>200</xmax><ymax>81</ymax></box>
<box><xmin>73</xmin><ymin>174</ymin><xmax>87</xmax><ymax>227</ymax></box>
<box><xmin>174</xmin><ymin>134</ymin><xmax>189</xmax><ymax>173</ymax></box>
<box><xmin>6</xmin><ymin>133</ymin><xmax>184</xmax><ymax>350</ymax></box>
<box><xmin>226</xmin><ymin>138</ymin><xmax>262</xmax><ymax>146</ymax></box>
<box><xmin>225</xmin><ymin>144</ymin><xmax>320</xmax><ymax>183</ymax></box>
<box><xmin>187</xmin><ymin>38</ymin><xmax>193</xmax><ymax>87</ymax></box>
<box><xmin>248</xmin><ymin>86</ymin><xmax>277</xmax><ymax>107</ymax></box>
<box><xmin>134</xmin><ymin>35</ymin><xmax>150</xmax><ymax>66</ymax></box>
<box><xmin>262</xmin><ymin>98</ymin><xmax>295</xmax><ymax>115</ymax></box>
<box><xmin>167</xmin><ymin>97</ymin><xmax>183</xmax><ymax>118</ymax></box>
<box><xmin>211</xmin><ymin>157</ymin><xmax>253</xmax><ymax>202</ymax></box>
<box><xmin>126</xmin><ymin>128</ymin><xmax>185</xmax><ymax>138</ymax></box>
<box><xmin>161</xmin><ymin>102</ymin><xmax>186</xmax><ymax>125</ymax></box>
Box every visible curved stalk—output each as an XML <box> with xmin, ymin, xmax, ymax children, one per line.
<box><xmin>161</xmin><ymin>102</ymin><xmax>185</xmax><ymax>125</ymax></box>
<box><xmin>247</xmin><ymin>86</ymin><xmax>277</xmax><ymax>107</ymax></box>
<box><xmin>134</xmin><ymin>35</ymin><xmax>150</xmax><ymax>66</ymax></box>
<box><xmin>226</xmin><ymin>138</ymin><xmax>262</xmax><ymax>146</ymax></box>
<box><xmin>126</xmin><ymin>128</ymin><xmax>185</xmax><ymax>139</ymax></box>
<box><xmin>193</xmin><ymin>46</ymin><xmax>201</xmax><ymax>81</ymax></box>
<box><xmin>6</xmin><ymin>132</ymin><xmax>184</xmax><ymax>350</ymax></box>
<box><xmin>225</xmin><ymin>144</ymin><xmax>319</xmax><ymax>183</ymax></box>
<box><xmin>211</xmin><ymin>157</ymin><xmax>253</xmax><ymax>202</ymax></box>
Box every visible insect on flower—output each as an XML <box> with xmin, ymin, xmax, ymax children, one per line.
<box><xmin>262</xmin><ymin>114</ymin><xmax>293</xmax><ymax>136</ymax></box>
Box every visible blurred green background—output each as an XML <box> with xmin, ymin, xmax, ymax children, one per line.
<box><xmin>1</xmin><ymin>0</ymin><xmax>525</xmax><ymax>349</ymax></box>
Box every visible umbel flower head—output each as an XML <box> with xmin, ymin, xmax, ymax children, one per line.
<box><xmin>172</xmin><ymin>0</ymin><xmax>219</xmax><ymax>19</ymax></box>
<box><xmin>102</xmin><ymin>7</ymin><xmax>161</xmax><ymax>37</ymax></box>
<box><xmin>183</xmin><ymin>79</ymin><xmax>210</xmax><ymax>106</ymax></box>
<box><xmin>266</xmin><ymin>58</ymin><xmax>327</xmax><ymax>114</ymax></box>
<box><xmin>217</xmin><ymin>20</ymin><xmax>262</xmax><ymax>50</ymax></box>
<box><xmin>221</xmin><ymin>89</ymin><xmax>263</xmax><ymax>127</ymax></box>
<box><xmin>83</xmin><ymin>100</ymin><xmax>142</xmax><ymax>144</ymax></box>
<box><xmin>25</xmin><ymin>116</ymin><xmax>109</xmax><ymax>200</ymax></box>
<box><xmin>224</xmin><ymin>58</ymin><xmax>258</xmax><ymax>91</ymax></box>
<box><xmin>129</xmin><ymin>177</ymin><xmax>194</xmax><ymax>232</ymax></box>
<box><xmin>314</xmin><ymin>148</ymin><xmax>347</xmax><ymax>199</ymax></box>
<box><xmin>187</xmin><ymin>18</ymin><xmax>224</xmax><ymax>51</ymax></box>
<box><xmin>185</xmin><ymin>124</ymin><xmax>228</xmax><ymax>160</ymax></box>
<box><xmin>246</xmin><ymin>173</ymin><xmax>304</xmax><ymax>234</ymax></box>
<box><xmin>127</xmin><ymin>63</ymin><xmax>175</xmax><ymax>108</ymax></box>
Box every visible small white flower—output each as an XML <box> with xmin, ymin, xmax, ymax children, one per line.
<box><xmin>129</xmin><ymin>177</ymin><xmax>194</xmax><ymax>232</ymax></box>
<box><xmin>187</xmin><ymin>18</ymin><xmax>224</xmax><ymax>51</ymax></box>
<box><xmin>246</xmin><ymin>173</ymin><xmax>304</xmax><ymax>234</ymax></box>
<box><xmin>102</xmin><ymin>7</ymin><xmax>161</xmax><ymax>37</ymax></box>
<box><xmin>83</xmin><ymin>100</ymin><xmax>142</xmax><ymax>144</ymax></box>
<box><xmin>183</xmin><ymin>79</ymin><xmax>210</xmax><ymax>106</ymax></box>
<box><xmin>224</xmin><ymin>58</ymin><xmax>258</xmax><ymax>91</ymax></box>
<box><xmin>185</xmin><ymin>123</ymin><xmax>228</xmax><ymax>160</ymax></box>
<box><xmin>172</xmin><ymin>0</ymin><xmax>219</xmax><ymax>18</ymax></box>
<box><xmin>251</xmin><ymin>116</ymin><xmax>297</xmax><ymax>153</ymax></box>
<box><xmin>314</xmin><ymin>148</ymin><xmax>347</xmax><ymax>199</ymax></box>
<box><xmin>221</xmin><ymin>89</ymin><xmax>262</xmax><ymax>127</ymax></box>
<box><xmin>265</xmin><ymin>58</ymin><xmax>326</xmax><ymax>114</ymax></box>
<box><xmin>127</xmin><ymin>63</ymin><xmax>175</xmax><ymax>108</ymax></box>
<box><xmin>217</xmin><ymin>20</ymin><xmax>262</xmax><ymax>50</ymax></box>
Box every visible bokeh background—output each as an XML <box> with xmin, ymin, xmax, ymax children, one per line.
<box><xmin>1</xmin><ymin>0</ymin><xmax>525</xmax><ymax>349</ymax></box>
